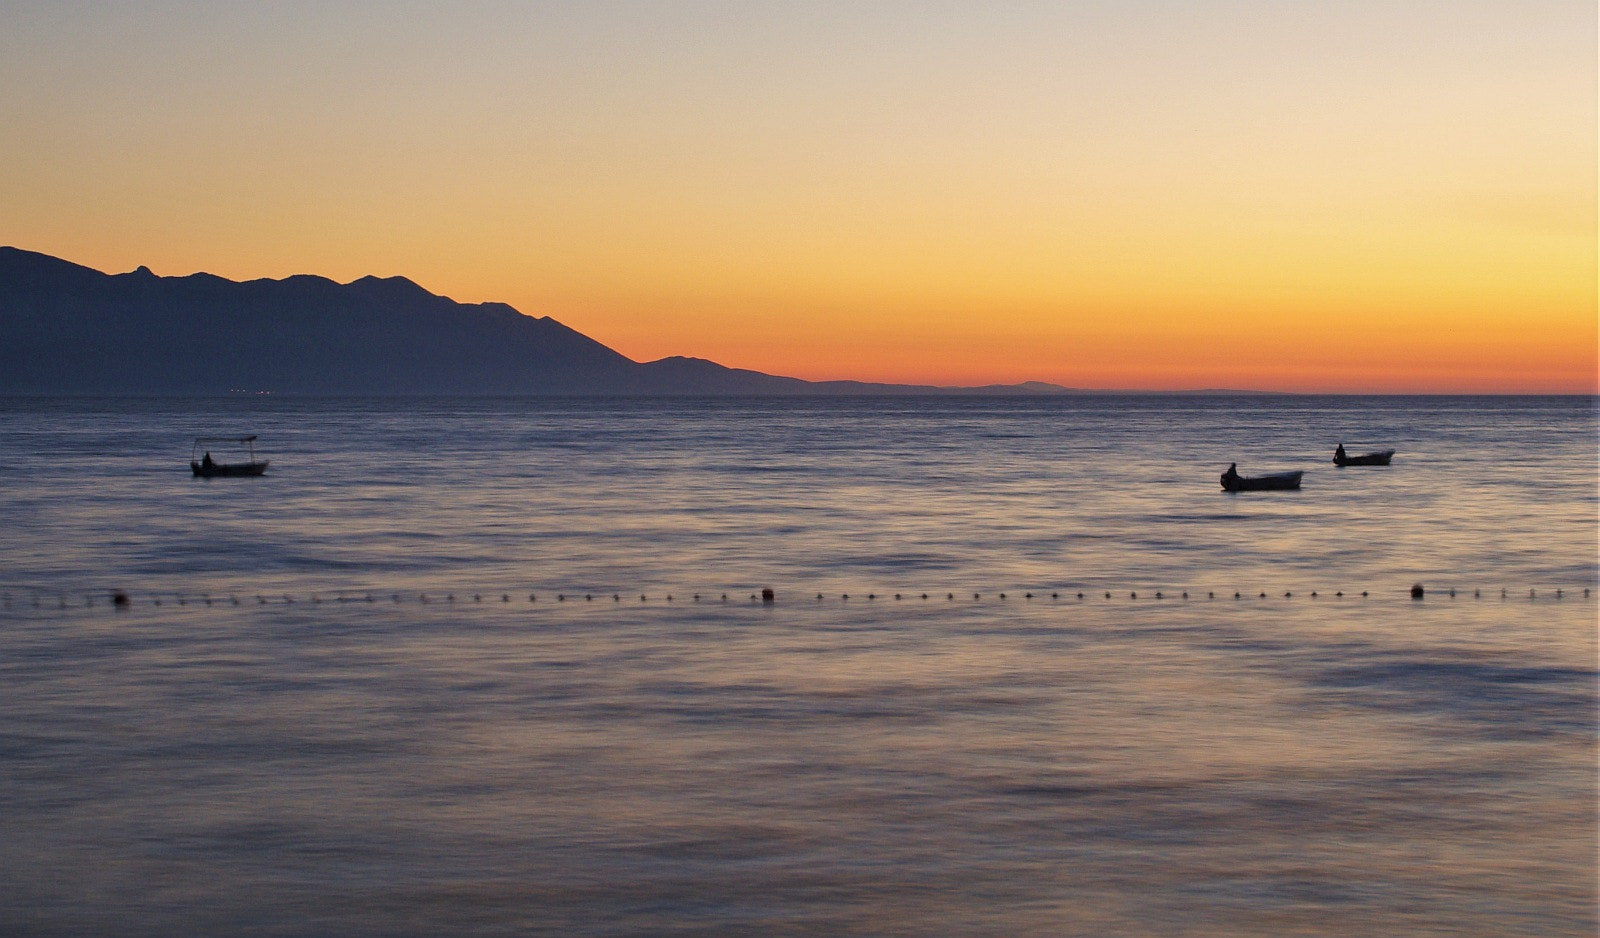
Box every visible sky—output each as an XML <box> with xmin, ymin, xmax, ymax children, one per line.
<box><xmin>1</xmin><ymin>1</ymin><xmax>1594</xmax><ymax>392</ymax></box>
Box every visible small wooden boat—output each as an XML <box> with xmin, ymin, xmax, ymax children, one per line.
<box><xmin>1220</xmin><ymin>463</ymin><xmax>1302</xmax><ymax>492</ymax></box>
<box><xmin>1333</xmin><ymin>444</ymin><xmax>1394</xmax><ymax>467</ymax></box>
<box><xmin>191</xmin><ymin>435</ymin><xmax>269</xmax><ymax>477</ymax></box>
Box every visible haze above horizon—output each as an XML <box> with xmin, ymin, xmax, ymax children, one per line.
<box><xmin>1</xmin><ymin>2</ymin><xmax>1594</xmax><ymax>393</ymax></box>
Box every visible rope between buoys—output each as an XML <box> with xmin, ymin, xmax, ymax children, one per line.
<box><xmin>1</xmin><ymin>584</ymin><xmax>1591</xmax><ymax>613</ymax></box>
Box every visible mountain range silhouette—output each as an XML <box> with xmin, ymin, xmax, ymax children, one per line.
<box><xmin>0</xmin><ymin>247</ymin><xmax>1077</xmax><ymax>396</ymax></box>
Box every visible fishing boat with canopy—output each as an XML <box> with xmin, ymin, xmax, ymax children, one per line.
<box><xmin>191</xmin><ymin>436</ymin><xmax>269</xmax><ymax>477</ymax></box>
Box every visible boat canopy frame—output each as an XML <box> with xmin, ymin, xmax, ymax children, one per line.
<box><xmin>191</xmin><ymin>435</ymin><xmax>260</xmax><ymax>462</ymax></box>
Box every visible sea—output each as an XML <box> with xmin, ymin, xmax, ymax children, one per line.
<box><xmin>0</xmin><ymin>394</ymin><xmax>1594</xmax><ymax>937</ymax></box>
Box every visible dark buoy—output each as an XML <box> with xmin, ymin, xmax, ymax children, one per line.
<box><xmin>762</xmin><ymin>588</ymin><xmax>775</xmax><ymax>604</ymax></box>
<box><xmin>112</xmin><ymin>590</ymin><xmax>130</xmax><ymax>609</ymax></box>
<box><xmin>1410</xmin><ymin>583</ymin><xmax>1424</xmax><ymax>599</ymax></box>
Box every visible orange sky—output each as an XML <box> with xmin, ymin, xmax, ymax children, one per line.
<box><xmin>1</xmin><ymin>2</ymin><xmax>1594</xmax><ymax>392</ymax></box>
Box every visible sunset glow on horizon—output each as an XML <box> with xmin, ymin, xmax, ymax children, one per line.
<box><xmin>1</xmin><ymin>1</ymin><xmax>1593</xmax><ymax>393</ymax></box>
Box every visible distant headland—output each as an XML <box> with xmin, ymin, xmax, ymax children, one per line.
<box><xmin>0</xmin><ymin>247</ymin><xmax>1256</xmax><ymax>396</ymax></box>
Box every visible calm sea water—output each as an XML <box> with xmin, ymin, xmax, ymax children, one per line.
<box><xmin>0</xmin><ymin>395</ymin><xmax>1594</xmax><ymax>936</ymax></box>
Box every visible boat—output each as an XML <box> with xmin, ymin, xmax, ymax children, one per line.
<box><xmin>1220</xmin><ymin>463</ymin><xmax>1302</xmax><ymax>492</ymax></box>
<box><xmin>191</xmin><ymin>435</ymin><xmax>269</xmax><ymax>477</ymax></box>
<box><xmin>1333</xmin><ymin>444</ymin><xmax>1394</xmax><ymax>466</ymax></box>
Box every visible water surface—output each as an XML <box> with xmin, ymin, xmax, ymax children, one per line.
<box><xmin>0</xmin><ymin>396</ymin><xmax>1593</xmax><ymax>936</ymax></box>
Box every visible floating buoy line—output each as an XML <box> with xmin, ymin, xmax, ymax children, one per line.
<box><xmin>0</xmin><ymin>584</ymin><xmax>1592</xmax><ymax>613</ymax></box>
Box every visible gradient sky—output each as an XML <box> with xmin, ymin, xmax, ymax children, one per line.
<box><xmin>1</xmin><ymin>1</ymin><xmax>1594</xmax><ymax>391</ymax></box>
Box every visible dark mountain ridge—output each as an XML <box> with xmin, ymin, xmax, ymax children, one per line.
<box><xmin>0</xmin><ymin>246</ymin><xmax>1079</xmax><ymax>395</ymax></box>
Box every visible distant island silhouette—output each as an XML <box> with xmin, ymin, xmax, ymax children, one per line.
<box><xmin>0</xmin><ymin>247</ymin><xmax>1255</xmax><ymax>396</ymax></box>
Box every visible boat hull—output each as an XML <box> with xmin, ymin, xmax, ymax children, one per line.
<box><xmin>1221</xmin><ymin>470</ymin><xmax>1302</xmax><ymax>492</ymax></box>
<box><xmin>1334</xmin><ymin>450</ymin><xmax>1394</xmax><ymax>466</ymax></box>
<box><xmin>192</xmin><ymin>461</ymin><xmax>269</xmax><ymax>477</ymax></box>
